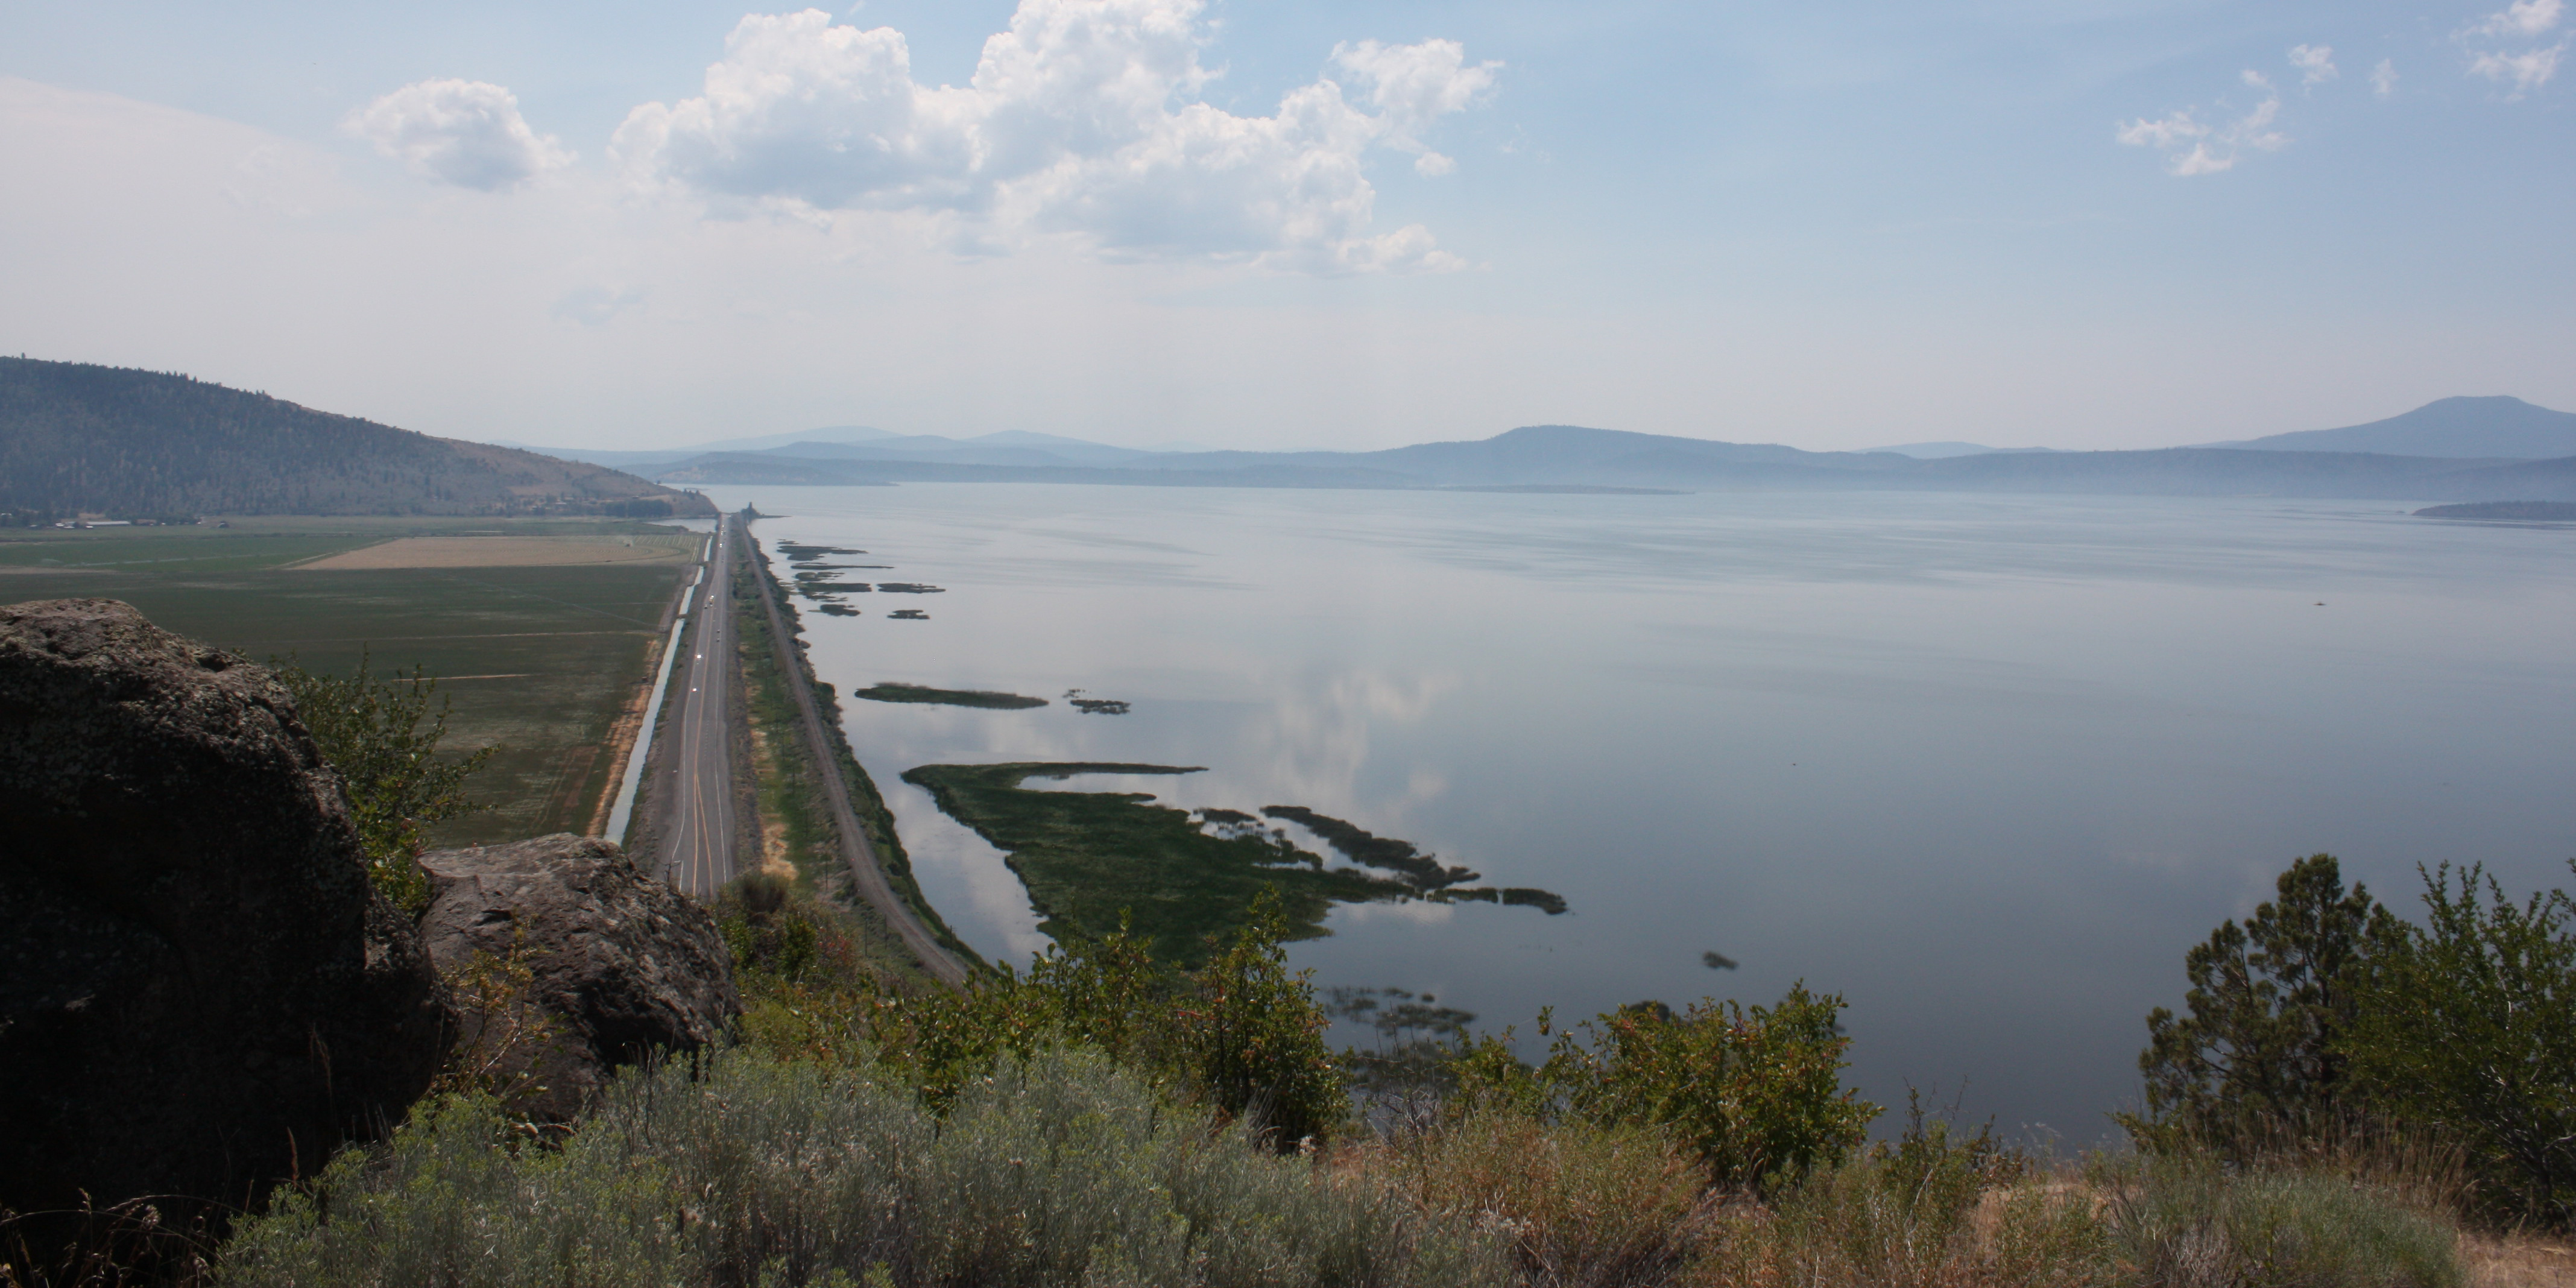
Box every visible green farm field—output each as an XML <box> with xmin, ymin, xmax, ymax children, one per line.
<box><xmin>0</xmin><ymin>517</ymin><xmax>702</xmax><ymax>844</ymax></box>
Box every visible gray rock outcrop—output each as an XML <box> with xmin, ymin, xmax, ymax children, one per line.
<box><xmin>0</xmin><ymin>598</ymin><xmax>447</xmax><ymax>1225</ymax></box>
<box><xmin>417</xmin><ymin>834</ymin><xmax>739</xmax><ymax>1121</ymax></box>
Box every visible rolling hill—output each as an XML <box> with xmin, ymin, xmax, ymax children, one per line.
<box><xmin>0</xmin><ymin>359</ymin><xmax>713</xmax><ymax>522</ymax></box>
<box><xmin>649</xmin><ymin>418</ymin><xmax>2576</xmax><ymax>502</ymax></box>
<box><xmin>2204</xmin><ymin>396</ymin><xmax>2576</xmax><ymax>458</ymax></box>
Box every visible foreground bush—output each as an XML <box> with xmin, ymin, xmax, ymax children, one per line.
<box><xmin>219</xmin><ymin>1045</ymin><xmax>1506</xmax><ymax>1288</ymax></box>
<box><xmin>1378</xmin><ymin>1111</ymin><xmax>1714</xmax><ymax>1287</ymax></box>
<box><xmin>2345</xmin><ymin>862</ymin><xmax>2576</xmax><ymax>1228</ymax></box>
<box><xmin>276</xmin><ymin>652</ymin><xmax>490</xmax><ymax>915</ymax></box>
<box><xmin>1453</xmin><ymin>987</ymin><xmax>1879</xmax><ymax>1193</ymax></box>
<box><xmin>2132</xmin><ymin>852</ymin><xmax>2576</xmax><ymax>1229</ymax></box>
<box><xmin>1700</xmin><ymin>1097</ymin><xmax>2107</xmax><ymax>1288</ymax></box>
<box><xmin>2096</xmin><ymin>1154</ymin><xmax>2463</xmax><ymax>1288</ymax></box>
<box><xmin>1690</xmin><ymin>1134</ymin><xmax>2461</xmax><ymax>1288</ymax></box>
<box><xmin>2129</xmin><ymin>855</ymin><xmax>2391</xmax><ymax>1157</ymax></box>
<box><xmin>733</xmin><ymin>889</ymin><xmax>1345</xmax><ymax>1146</ymax></box>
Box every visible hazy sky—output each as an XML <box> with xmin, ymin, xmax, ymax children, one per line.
<box><xmin>3</xmin><ymin>0</ymin><xmax>2569</xmax><ymax>452</ymax></box>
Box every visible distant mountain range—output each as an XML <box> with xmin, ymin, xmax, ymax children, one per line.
<box><xmin>625</xmin><ymin>397</ymin><xmax>2576</xmax><ymax>502</ymax></box>
<box><xmin>2202</xmin><ymin>396</ymin><xmax>2576</xmax><ymax>458</ymax></box>
<box><xmin>515</xmin><ymin>426</ymin><xmax>1206</xmax><ymax>473</ymax></box>
<box><xmin>10</xmin><ymin>361</ymin><xmax>2571</xmax><ymax>516</ymax></box>
<box><xmin>1868</xmin><ymin>397</ymin><xmax>2576</xmax><ymax>461</ymax></box>
<box><xmin>1863</xmin><ymin>441</ymin><xmax>2059</xmax><ymax>459</ymax></box>
<box><xmin>0</xmin><ymin>359</ymin><xmax>712</xmax><ymax>522</ymax></box>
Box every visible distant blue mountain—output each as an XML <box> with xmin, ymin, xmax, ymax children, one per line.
<box><xmin>1863</xmin><ymin>441</ymin><xmax>2060</xmax><ymax>459</ymax></box>
<box><xmin>2202</xmin><ymin>396</ymin><xmax>2576</xmax><ymax>459</ymax></box>
<box><xmin>656</xmin><ymin>418</ymin><xmax>2576</xmax><ymax>503</ymax></box>
<box><xmin>502</xmin><ymin>425</ymin><xmax>899</xmax><ymax>470</ymax></box>
<box><xmin>501</xmin><ymin>394</ymin><xmax>2576</xmax><ymax>503</ymax></box>
<box><xmin>761</xmin><ymin>432</ymin><xmax>1157</xmax><ymax>469</ymax></box>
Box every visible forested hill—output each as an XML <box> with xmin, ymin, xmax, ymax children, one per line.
<box><xmin>0</xmin><ymin>358</ymin><xmax>714</xmax><ymax>522</ymax></box>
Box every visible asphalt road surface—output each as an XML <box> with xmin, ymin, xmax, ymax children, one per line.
<box><xmin>659</xmin><ymin>517</ymin><xmax>740</xmax><ymax>898</ymax></box>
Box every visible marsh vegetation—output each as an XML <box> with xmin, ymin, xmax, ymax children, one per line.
<box><xmin>856</xmin><ymin>683</ymin><xmax>1048</xmax><ymax>710</ymax></box>
<box><xmin>900</xmin><ymin>762</ymin><xmax>1417</xmax><ymax>964</ymax></box>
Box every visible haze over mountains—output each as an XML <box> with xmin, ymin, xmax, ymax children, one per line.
<box><xmin>0</xmin><ymin>359</ymin><xmax>711</xmax><ymax>522</ymax></box>
<box><xmin>531</xmin><ymin>395</ymin><xmax>2576</xmax><ymax>503</ymax></box>
<box><xmin>10</xmin><ymin>359</ymin><xmax>2575</xmax><ymax>515</ymax></box>
<box><xmin>2199</xmin><ymin>396</ymin><xmax>2576</xmax><ymax>458</ymax></box>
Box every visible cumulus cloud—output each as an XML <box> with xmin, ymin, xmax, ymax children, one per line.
<box><xmin>2117</xmin><ymin>71</ymin><xmax>2284</xmax><ymax>176</ymax></box>
<box><xmin>1331</xmin><ymin>38</ymin><xmax>1501</xmax><ymax>175</ymax></box>
<box><xmin>612</xmin><ymin>1</ymin><xmax>1498</xmax><ymax>272</ymax></box>
<box><xmin>2289</xmin><ymin>44</ymin><xmax>2338</xmax><ymax>86</ymax></box>
<box><xmin>2470</xmin><ymin>43</ymin><xmax>2565</xmax><ymax>92</ymax></box>
<box><xmin>345</xmin><ymin>79</ymin><xmax>572</xmax><ymax>191</ymax></box>
<box><xmin>2461</xmin><ymin>0</ymin><xmax>2565</xmax><ymax>98</ymax></box>
<box><xmin>2473</xmin><ymin>0</ymin><xmax>2563</xmax><ymax>37</ymax></box>
<box><xmin>2371</xmin><ymin>58</ymin><xmax>2399</xmax><ymax>96</ymax></box>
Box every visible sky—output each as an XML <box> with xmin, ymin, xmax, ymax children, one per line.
<box><xmin>2</xmin><ymin>0</ymin><xmax>2569</xmax><ymax>452</ymax></box>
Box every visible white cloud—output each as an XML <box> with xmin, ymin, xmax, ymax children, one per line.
<box><xmin>2371</xmin><ymin>58</ymin><xmax>2399</xmax><ymax>96</ymax></box>
<box><xmin>345</xmin><ymin>79</ymin><xmax>572</xmax><ymax>191</ymax></box>
<box><xmin>2460</xmin><ymin>0</ymin><xmax>2565</xmax><ymax>98</ymax></box>
<box><xmin>611</xmin><ymin>1</ymin><xmax>1495</xmax><ymax>273</ymax></box>
<box><xmin>2115</xmin><ymin>109</ymin><xmax>2206</xmax><ymax>151</ymax></box>
<box><xmin>2474</xmin><ymin>0</ymin><xmax>2563</xmax><ymax>37</ymax></box>
<box><xmin>2469</xmin><ymin>42</ymin><xmax>2565</xmax><ymax>92</ymax></box>
<box><xmin>1331</xmin><ymin>37</ymin><xmax>1501</xmax><ymax>175</ymax></box>
<box><xmin>2117</xmin><ymin>72</ymin><xmax>2284</xmax><ymax>176</ymax></box>
<box><xmin>2289</xmin><ymin>44</ymin><xmax>2338</xmax><ymax>87</ymax></box>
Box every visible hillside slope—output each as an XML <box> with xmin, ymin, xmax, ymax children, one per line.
<box><xmin>0</xmin><ymin>358</ymin><xmax>713</xmax><ymax>521</ymax></box>
<box><xmin>2212</xmin><ymin>396</ymin><xmax>2576</xmax><ymax>458</ymax></box>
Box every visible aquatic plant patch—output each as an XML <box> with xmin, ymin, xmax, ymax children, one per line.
<box><xmin>857</xmin><ymin>683</ymin><xmax>1047</xmax><ymax>710</ymax></box>
<box><xmin>901</xmin><ymin>762</ymin><xmax>1412</xmax><ymax>965</ymax></box>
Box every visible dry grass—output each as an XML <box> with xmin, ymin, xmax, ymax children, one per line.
<box><xmin>1366</xmin><ymin>1111</ymin><xmax>1719</xmax><ymax>1287</ymax></box>
<box><xmin>2465</xmin><ymin>1234</ymin><xmax>2576</xmax><ymax>1287</ymax></box>
<box><xmin>292</xmin><ymin>535</ymin><xmax>696</xmax><ymax>570</ymax></box>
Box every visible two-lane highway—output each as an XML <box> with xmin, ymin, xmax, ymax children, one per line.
<box><xmin>642</xmin><ymin>511</ymin><xmax>970</xmax><ymax>985</ymax></box>
<box><xmin>660</xmin><ymin>516</ymin><xmax>742</xmax><ymax>898</ymax></box>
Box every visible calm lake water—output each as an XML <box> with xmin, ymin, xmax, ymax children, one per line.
<box><xmin>703</xmin><ymin>483</ymin><xmax>2576</xmax><ymax>1141</ymax></box>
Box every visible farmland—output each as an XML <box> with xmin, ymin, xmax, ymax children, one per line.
<box><xmin>0</xmin><ymin>516</ymin><xmax>701</xmax><ymax>844</ymax></box>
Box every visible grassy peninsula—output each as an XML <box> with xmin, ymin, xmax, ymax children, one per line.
<box><xmin>900</xmin><ymin>762</ymin><xmax>1412</xmax><ymax>964</ymax></box>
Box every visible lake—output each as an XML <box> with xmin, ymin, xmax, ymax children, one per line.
<box><xmin>702</xmin><ymin>483</ymin><xmax>2576</xmax><ymax>1141</ymax></box>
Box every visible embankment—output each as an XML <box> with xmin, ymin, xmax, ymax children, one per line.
<box><xmin>737</xmin><ymin>523</ymin><xmax>980</xmax><ymax>985</ymax></box>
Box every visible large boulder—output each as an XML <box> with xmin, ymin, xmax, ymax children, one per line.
<box><xmin>417</xmin><ymin>834</ymin><xmax>739</xmax><ymax>1121</ymax></box>
<box><xmin>0</xmin><ymin>599</ymin><xmax>447</xmax><ymax>1226</ymax></box>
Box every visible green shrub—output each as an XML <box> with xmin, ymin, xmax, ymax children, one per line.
<box><xmin>1711</xmin><ymin>1093</ymin><xmax>2109</xmax><ymax>1288</ymax></box>
<box><xmin>719</xmin><ymin>872</ymin><xmax>839</xmax><ymax>987</ymax></box>
<box><xmin>1453</xmin><ymin>985</ymin><xmax>1879</xmax><ymax>1193</ymax></box>
<box><xmin>1380</xmin><ymin>1109</ymin><xmax>1711</xmax><ymax>1287</ymax></box>
<box><xmin>2127</xmin><ymin>854</ymin><xmax>2398</xmax><ymax>1156</ymax></box>
<box><xmin>2344</xmin><ymin>862</ymin><xmax>2576</xmax><ymax>1228</ymax></box>
<box><xmin>2097</xmin><ymin>1153</ymin><xmax>2463</xmax><ymax>1288</ymax></box>
<box><xmin>219</xmin><ymin>1046</ymin><xmax>1504</xmax><ymax>1288</ymax></box>
<box><xmin>734</xmin><ymin>892</ymin><xmax>1344</xmax><ymax>1144</ymax></box>
<box><xmin>1172</xmin><ymin>894</ymin><xmax>1345</xmax><ymax>1146</ymax></box>
<box><xmin>276</xmin><ymin>651</ymin><xmax>490</xmax><ymax>915</ymax></box>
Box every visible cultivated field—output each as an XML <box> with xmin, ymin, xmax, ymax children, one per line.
<box><xmin>295</xmin><ymin>533</ymin><xmax>701</xmax><ymax>570</ymax></box>
<box><xmin>0</xmin><ymin>517</ymin><xmax>701</xmax><ymax>845</ymax></box>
